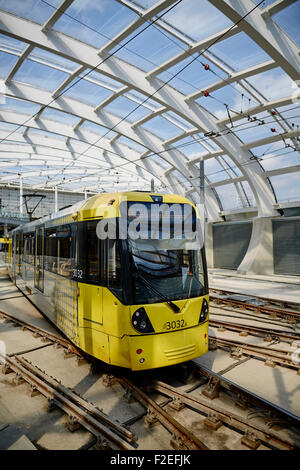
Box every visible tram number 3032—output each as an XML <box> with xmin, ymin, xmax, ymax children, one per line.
<box><xmin>163</xmin><ymin>319</ymin><xmax>187</xmax><ymax>331</ymax></box>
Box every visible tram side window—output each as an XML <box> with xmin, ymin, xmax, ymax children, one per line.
<box><xmin>45</xmin><ymin>225</ymin><xmax>75</xmax><ymax>278</ymax></box>
<box><xmin>86</xmin><ymin>221</ymin><xmax>100</xmax><ymax>282</ymax></box>
<box><xmin>102</xmin><ymin>239</ymin><xmax>122</xmax><ymax>293</ymax></box>
<box><xmin>23</xmin><ymin>233</ymin><xmax>35</xmax><ymax>265</ymax></box>
<box><xmin>57</xmin><ymin>225</ymin><xmax>73</xmax><ymax>278</ymax></box>
<box><xmin>45</xmin><ymin>228</ymin><xmax>57</xmax><ymax>273</ymax></box>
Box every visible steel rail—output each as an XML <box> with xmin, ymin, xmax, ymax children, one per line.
<box><xmin>118</xmin><ymin>376</ymin><xmax>209</xmax><ymax>450</ymax></box>
<box><xmin>210</xmin><ymin>336</ymin><xmax>299</xmax><ymax>369</ymax></box>
<box><xmin>0</xmin><ymin>353</ymin><xmax>134</xmax><ymax>450</ymax></box>
<box><xmin>152</xmin><ymin>380</ymin><xmax>299</xmax><ymax>450</ymax></box>
<box><xmin>209</xmin><ymin>319</ymin><xmax>299</xmax><ymax>342</ymax></box>
<box><xmin>192</xmin><ymin>362</ymin><xmax>300</xmax><ymax>425</ymax></box>
<box><xmin>0</xmin><ymin>309</ymin><xmax>80</xmax><ymax>355</ymax></box>
<box><xmin>210</xmin><ymin>291</ymin><xmax>300</xmax><ymax>320</ymax></box>
<box><xmin>16</xmin><ymin>355</ymin><xmax>134</xmax><ymax>443</ymax></box>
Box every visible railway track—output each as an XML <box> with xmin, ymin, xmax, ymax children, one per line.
<box><xmin>0</xmin><ymin>314</ymin><xmax>208</xmax><ymax>450</ymax></box>
<box><xmin>209</xmin><ymin>289</ymin><xmax>300</xmax><ymax>322</ymax></box>
<box><xmin>1</xmin><ymin>294</ymin><xmax>300</xmax><ymax>450</ymax></box>
<box><xmin>209</xmin><ymin>335</ymin><xmax>300</xmax><ymax>370</ymax></box>
<box><xmin>151</xmin><ymin>378</ymin><xmax>297</xmax><ymax>450</ymax></box>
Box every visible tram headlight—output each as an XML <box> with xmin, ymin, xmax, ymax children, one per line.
<box><xmin>132</xmin><ymin>307</ymin><xmax>154</xmax><ymax>334</ymax></box>
<box><xmin>199</xmin><ymin>298</ymin><xmax>209</xmax><ymax>323</ymax></box>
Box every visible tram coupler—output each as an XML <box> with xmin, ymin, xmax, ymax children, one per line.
<box><xmin>202</xmin><ymin>377</ymin><xmax>220</xmax><ymax>400</ymax></box>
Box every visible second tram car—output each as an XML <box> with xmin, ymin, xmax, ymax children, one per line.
<box><xmin>8</xmin><ymin>192</ymin><xmax>209</xmax><ymax>370</ymax></box>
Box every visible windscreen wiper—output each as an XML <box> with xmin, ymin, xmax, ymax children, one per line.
<box><xmin>134</xmin><ymin>269</ymin><xmax>180</xmax><ymax>313</ymax></box>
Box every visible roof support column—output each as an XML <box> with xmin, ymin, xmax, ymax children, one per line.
<box><xmin>19</xmin><ymin>176</ymin><xmax>23</xmax><ymax>214</ymax></box>
<box><xmin>54</xmin><ymin>186</ymin><xmax>58</xmax><ymax>212</ymax></box>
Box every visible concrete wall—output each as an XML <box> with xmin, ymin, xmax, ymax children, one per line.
<box><xmin>206</xmin><ymin>215</ymin><xmax>300</xmax><ymax>277</ymax></box>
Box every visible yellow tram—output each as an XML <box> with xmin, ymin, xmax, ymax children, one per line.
<box><xmin>8</xmin><ymin>192</ymin><xmax>209</xmax><ymax>370</ymax></box>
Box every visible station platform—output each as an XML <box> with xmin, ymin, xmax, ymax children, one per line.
<box><xmin>208</xmin><ymin>269</ymin><xmax>300</xmax><ymax>304</ymax></box>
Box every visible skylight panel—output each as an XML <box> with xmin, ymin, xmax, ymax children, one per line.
<box><xmin>0</xmin><ymin>0</ymin><xmax>62</xmax><ymax>24</ymax></box>
<box><xmin>13</xmin><ymin>59</ymin><xmax>69</xmax><ymax>92</ymax></box>
<box><xmin>0</xmin><ymin>122</ymin><xmax>20</xmax><ymax>133</ymax></box>
<box><xmin>28</xmin><ymin>128</ymin><xmax>66</xmax><ymax>141</ymax></box>
<box><xmin>214</xmin><ymin>183</ymin><xmax>244</xmax><ymax>210</ymax></box>
<box><xmin>206</xmin><ymin>169</ymin><xmax>230</xmax><ymax>183</ymax></box>
<box><xmin>103</xmin><ymin>95</ymin><xmax>150</xmax><ymax>123</ymax></box>
<box><xmin>246</xmin><ymin>68</ymin><xmax>295</xmax><ymax>102</ymax></box>
<box><xmin>163</xmin><ymin>111</ymin><xmax>194</xmax><ymax>130</ymax></box>
<box><xmin>162</xmin><ymin>0</ymin><xmax>233</xmax><ymax>42</ymax></box>
<box><xmin>270</xmin><ymin>172</ymin><xmax>300</xmax><ymax>203</ymax></box>
<box><xmin>239</xmin><ymin>181</ymin><xmax>255</xmax><ymax>207</ymax></box>
<box><xmin>141</xmin><ymin>115</ymin><xmax>182</xmax><ymax>140</ymax></box>
<box><xmin>157</xmin><ymin>55</ymin><xmax>227</xmax><ymax>96</ymax></box>
<box><xmin>53</xmin><ymin>0</ymin><xmax>139</xmax><ymax>49</ymax></box>
<box><xmin>40</xmin><ymin>108</ymin><xmax>81</xmax><ymax>126</ymax></box>
<box><xmin>195</xmin><ymin>82</ymin><xmax>259</xmax><ymax>120</ymax></box>
<box><xmin>273</xmin><ymin>2</ymin><xmax>300</xmax><ymax>46</ymax></box>
<box><xmin>79</xmin><ymin>121</ymin><xmax>117</xmax><ymax>140</ymax></box>
<box><xmin>29</xmin><ymin>48</ymin><xmax>80</xmax><ymax>73</ymax></box>
<box><xmin>205</xmin><ymin>157</ymin><xmax>226</xmax><ymax>179</ymax></box>
<box><xmin>0</xmin><ymin>34</ymin><xmax>28</xmax><ymax>54</ymax></box>
<box><xmin>210</xmin><ymin>32</ymin><xmax>271</xmax><ymax>71</ymax></box>
<box><xmin>237</xmin><ymin>122</ymin><xmax>276</xmax><ymax>143</ymax></box>
<box><xmin>254</xmin><ymin>0</ymin><xmax>276</xmax><ymax>8</ymax></box>
<box><xmin>117</xmin><ymin>136</ymin><xmax>147</xmax><ymax>154</ymax></box>
<box><xmin>0</xmin><ymin>51</ymin><xmax>18</xmax><ymax>78</ymax></box>
<box><xmin>262</xmin><ymin>148</ymin><xmax>300</xmax><ymax>172</ymax></box>
<box><xmin>124</xmin><ymin>91</ymin><xmax>161</xmax><ymax>111</ymax></box>
<box><xmin>253</xmin><ymin>140</ymin><xmax>300</xmax><ymax>172</ymax></box>
<box><xmin>168</xmin><ymin>136</ymin><xmax>206</xmax><ymax>159</ymax></box>
<box><xmin>63</xmin><ymin>78</ymin><xmax>113</xmax><ymax>106</ymax></box>
<box><xmin>135</xmin><ymin>0</ymin><xmax>158</xmax><ymax>8</ymax></box>
<box><xmin>144</xmin><ymin>154</ymin><xmax>170</xmax><ymax>170</ymax></box>
<box><xmin>220</xmin><ymin>155</ymin><xmax>243</xmax><ymax>177</ymax></box>
<box><xmin>87</xmin><ymin>71</ymin><xmax>124</xmax><ymax>92</ymax></box>
<box><xmin>0</xmin><ymin>97</ymin><xmax>40</xmax><ymax>115</ymax></box>
<box><xmin>112</xmin><ymin>23</ymin><xmax>187</xmax><ymax>72</ymax></box>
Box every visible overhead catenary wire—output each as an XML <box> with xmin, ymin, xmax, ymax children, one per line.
<box><xmin>2</xmin><ymin>0</ymin><xmax>290</xmax><ymax>209</ymax></box>
<box><xmin>26</xmin><ymin>0</ymin><xmax>266</xmax><ymax>192</ymax></box>
<box><xmin>3</xmin><ymin>107</ymin><xmax>299</xmax><ymax>210</ymax></box>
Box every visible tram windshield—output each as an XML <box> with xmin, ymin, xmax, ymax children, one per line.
<box><xmin>128</xmin><ymin>236</ymin><xmax>207</xmax><ymax>305</ymax></box>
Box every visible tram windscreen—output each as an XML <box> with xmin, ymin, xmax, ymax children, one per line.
<box><xmin>125</xmin><ymin>202</ymin><xmax>207</xmax><ymax>304</ymax></box>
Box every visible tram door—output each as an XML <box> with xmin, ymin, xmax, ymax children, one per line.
<box><xmin>34</xmin><ymin>226</ymin><xmax>44</xmax><ymax>292</ymax></box>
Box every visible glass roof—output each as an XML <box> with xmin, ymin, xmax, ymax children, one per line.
<box><xmin>0</xmin><ymin>0</ymin><xmax>299</xmax><ymax>218</ymax></box>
